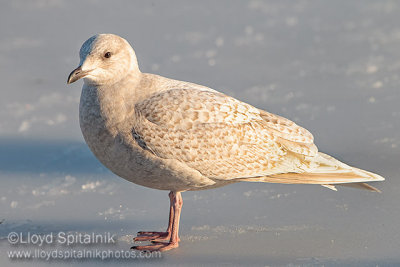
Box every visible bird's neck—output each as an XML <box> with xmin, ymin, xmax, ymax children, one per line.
<box><xmin>81</xmin><ymin>70</ymin><xmax>185</xmax><ymax>135</ymax></box>
<box><xmin>85</xmin><ymin>70</ymin><xmax>142</xmax><ymax>134</ymax></box>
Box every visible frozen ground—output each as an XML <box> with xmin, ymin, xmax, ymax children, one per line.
<box><xmin>1</xmin><ymin>0</ymin><xmax>399</xmax><ymax>266</ymax></box>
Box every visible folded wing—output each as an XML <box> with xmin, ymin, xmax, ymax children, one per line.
<box><xmin>133</xmin><ymin>88</ymin><xmax>384</xmax><ymax>188</ymax></box>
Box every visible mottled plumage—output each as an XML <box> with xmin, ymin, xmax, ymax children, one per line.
<box><xmin>67</xmin><ymin>34</ymin><xmax>384</xmax><ymax>251</ymax></box>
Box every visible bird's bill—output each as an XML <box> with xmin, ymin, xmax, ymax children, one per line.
<box><xmin>67</xmin><ymin>66</ymin><xmax>89</xmax><ymax>84</ymax></box>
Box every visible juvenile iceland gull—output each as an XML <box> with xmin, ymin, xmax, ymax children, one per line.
<box><xmin>67</xmin><ymin>34</ymin><xmax>384</xmax><ymax>251</ymax></box>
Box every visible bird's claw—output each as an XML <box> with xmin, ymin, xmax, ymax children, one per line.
<box><xmin>131</xmin><ymin>241</ymin><xmax>179</xmax><ymax>252</ymax></box>
<box><xmin>134</xmin><ymin>231</ymin><xmax>170</xmax><ymax>242</ymax></box>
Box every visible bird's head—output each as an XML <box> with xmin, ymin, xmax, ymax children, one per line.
<box><xmin>67</xmin><ymin>34</ymin><xmax>139</xmax><ymax>85</ymax></box>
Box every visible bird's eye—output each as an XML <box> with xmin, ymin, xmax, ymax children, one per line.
<box><xmin>104</xmin><ymin>52</ymin><xmax>112</xmax><ymax>58</ymax></box>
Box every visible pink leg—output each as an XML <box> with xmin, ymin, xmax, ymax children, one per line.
<box><xmin>133</xmin><ymin>191</ymin><xmax>175</xmax><ymax>242</ymax></box>
<box><xmin>132</xmin><ymin>191</ymin><xmax>183</xmax><ymax>251</ymax></box>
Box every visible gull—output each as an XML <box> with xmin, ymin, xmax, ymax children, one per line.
<box><xmin>67</xmin><ymin>34</ymin><xmax>384</xmax><ymax>251</ymax></box>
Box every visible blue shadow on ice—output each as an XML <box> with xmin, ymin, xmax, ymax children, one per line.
<box><xmin>0</xmin><ymin>138</ymin><xmax>105</xmax><ymax>174</ymax></box>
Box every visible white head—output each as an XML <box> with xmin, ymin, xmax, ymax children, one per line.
<box><xmin>67</xmin><ymin>34</ymin><xmax>140</xmax><ymax>85</ymax></box>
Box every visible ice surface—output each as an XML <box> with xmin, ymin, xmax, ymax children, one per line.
<box><xmin>0</xmin><ymin>0</ymin><xmax>399</xmax><ymax>266</ymax></box>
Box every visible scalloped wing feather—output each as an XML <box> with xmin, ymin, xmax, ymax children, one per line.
<box><xmin>134</xmin><ymin>89</ymin><xmax>319</xmax><ymax>180</ymax></box>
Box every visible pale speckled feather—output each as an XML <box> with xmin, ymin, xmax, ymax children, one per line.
<box><xmin>134</xmin><ymin>89</ymin><xmax>336</xmax><ymax>180</ymax></box>
<box><xmin>74</xmin><ymin>34</ymin><xmax>384</xmax><ymax>192</ymax></box>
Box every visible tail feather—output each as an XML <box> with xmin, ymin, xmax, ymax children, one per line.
<box><xmin>322</xmin><ymin>183</ymin><xmax>381</xmax><ymax>192</ymax></box>
<box><xmin>336</xmin><ymin>182</ymin><xmax>382</xmax><ymax>193</ymax></box>
<box><xmin>240</xmin><ymin>152</ymin><xmax>384</xmax><ymax>192</ymax></box>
